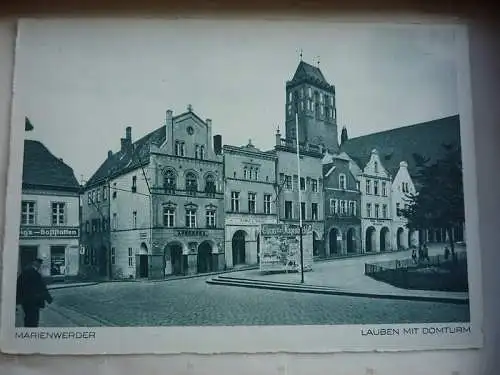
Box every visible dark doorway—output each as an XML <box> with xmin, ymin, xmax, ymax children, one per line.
<box><xmin>138</xmin><ymin>255</ymin><xmax>149</xmax><ymax>278</ymax></box>
<box><xmin>329</xmin><ymin>228</ymin><xmax>339</xmax><ymax>254</ymax></box>
<box><xmin>197</xmin><ymin>241</ymin><xmax>213</xmax><ymax>273</ymax></box>
<box><xmin>232</xmin><ymin>230</ymin><xmax>246</xmax><ymax>265</ymax></box>
<box><xmin>256</xmin><ymin>234</ymin><xmax>260</xmax><ymax>264</ymax></box>
<box><xmin>313</xmin><ymin>231</ymin><xmax>320</xmax><ymax>257</ymax></box>
<box><xmin>365</xmin><ymin>227</ymin><xmax>376</xmax><ymax>252</ymax></box>
<box><xmin>170</xmin><ymin>244</ymin><xmax>184</xmax><ymax>275</ymax></box>
<box><xmin>347</xmin><ymin>228</ymin><xmax>356</xmax><ymax>254</ymax></box>
<box><xmin>19</xmin><ymin>246</ymin><xmax>37</xmax><ymax>273</ymax></box>
<box><xmin>397</xmin><ymin>227</ymin><xmax>404</xmax><ymax>249</ymax></box>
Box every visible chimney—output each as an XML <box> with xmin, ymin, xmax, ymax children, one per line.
<box><xmin>126</xmin><ymin>126</ymin><xmax>132</xmax><ymax>141</ymax></box>
<box><xmin>213</xmin><ymin>135</ymin><xmax>222</xmax><ymax>155</ymax></box>
<box><xmin>275</xmin><ymin>128</ymin><xmax>281</xmax><ymax>146</ymax></box>
<box><xmin>108</xmin><ymin>150</ymin><xmax>113</xmax><ymax>159</ymax></box>
<box><xmin>206</xmin><ymin>118</ymin><xmax>213</xmax><ymax>153</ymax></box>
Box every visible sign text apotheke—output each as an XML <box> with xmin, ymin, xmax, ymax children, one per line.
<box><xmin>20</xmin><ymin>226</ymin><xmax>80</xmax><ymax>239</ymax></box>
<box><xmin>176</xmin><ymin>230</ymin><xmax>208</xmax><ymax>237</ymax></box>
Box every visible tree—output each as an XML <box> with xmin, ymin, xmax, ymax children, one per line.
<box><xmin>401</xmin><ymin>144</ymin><xmax>464</xmax><ymax>257</ymax></box>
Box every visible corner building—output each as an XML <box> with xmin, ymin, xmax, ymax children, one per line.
<box><xmin>82</xmin><ymin>107</ymin><xmax>224</xmax><ymax>279</ymax></box>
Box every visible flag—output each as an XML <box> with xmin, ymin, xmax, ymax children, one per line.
<box><xmin>25</xmin><ymin>117</ymin><xmax>33</xmax><ymax>131</ymax></box>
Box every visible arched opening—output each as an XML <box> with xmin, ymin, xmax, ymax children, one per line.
<box><xmin>185</xmin><ymin>172</ymin><xmax>198</xmax><ymax>195</ymax></box>
<box><xmin>408</xmin><ymin>229</ymin><xmax>415</xmax><ymax>248</ymax></box>
<box><xmin>329</xmin><ymin>228</ymin><xmax>340</xmax><ymax>255</ymax></box>
<box><xmin>397</xmin><ymin>227</ymin><xmax>405</xmax><ymax>250</ymax></box>
<box><xmin>232</xmin><ymin>230</ymin><xmax>247</xmax><ymax>266</ymax></box>
<box><xmin>165</xmin><ymin>242</ymin><xmax>185</xmax><ymax>276</ymax></box>
<box><xmin>197</xmin><ymin>241</ymin><xmax>213</xmax><ymax>273</ymax></box>
<box><xmin>163</xmin><ymin>169</ymin><xmax>177</xmax><ymax>193</ymax></box>
<box><xmin>346</xmin><ymin>228</ymin><xmax>356</xmax><ymax>254</ymax></box>
<box><xmin>313</xmin><ymin>231</ymin><xmax>320</xmax><ymax>257</ymax></box>
<box><xmin>365</xmin><ymin>227</ymin><xmax>376</xmax><ymax>252</ymax></box>
<box><xmin>204</xmin><ymin>174</ymin><xmax>216</xmax><ymax>197</ymax></box>
<box><xmin>137</xmin><ymin>242</ymin><xmax>149</xmax><ymax>278</ymax></box>
<box><xmin>380</xmin><ymin>227</ymin><xmax>390</xmax><ymax>252</ymax></box>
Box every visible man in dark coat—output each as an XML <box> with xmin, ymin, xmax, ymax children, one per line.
<box><xmin>16</xmin><ymin>258</ymin><xmax>53</xmax><ymax>327</ymax></box>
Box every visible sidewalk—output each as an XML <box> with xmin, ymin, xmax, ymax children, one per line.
<box><xmin>15</xmin><ymin>303</ymin><xmax>109</xmax><ymax>327</ymax></box>
<box><xmin>211</xmin><ymin>246</ymin><xmax>469</xmax><ymax>302</ymax></box>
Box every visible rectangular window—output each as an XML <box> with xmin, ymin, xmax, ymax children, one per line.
<box><xmin>128</xmin><ymin>248</ymin><xmax>133</xmax><ymax>267</ymax></box>
<box><xmin>285</xmin><ymin>175</ymin><xmax>292</xmax><ymax>190</ymax></box>
<box><xmin>175</xmin><ymin>141</ymin><xmax>185</xmax><ymax>156</ymax></box>
<box><xmin>254</xmin><ymin>168</ymin><xmax>259</xmax><ymax>180</ymax></box>
<box><xmin>111</xmin><ymin>247</ymin><xmax>116</xmax><ymax>265</ymax></box>
<box><xmin>285</xmin><ymin>201</ymin><xmax>293</xmax><ymax>219</ymax></box>
<box><xmin>21</xmin><ymin>201</ymin><xmax>36</xmax><ymax>225</ymax></box>
<box><xmin>339</xmin><ymin>174</ymin><xmax>346</xmax><ymax>189</ymax></box>
<box><xmin>312</xmin><ymin>203</ymin><xmax>318</xmax><ymax>220</ymax></box>
<box><xmin>366</xmin><ymin>180</ymin><xmax>371</xmax><ymax>194</ymax></box>
<box><xmin>349</xmin><ymin>201</ymin><xmax>355</xmax><ymax>216</ymax></box>
<box><xmin>103</xmin><ymin>186</ymin><xmax>107</xmax><ymax>200</ymax></box>
<box><xmin>206</xmin><ymin>210</ymin><xmax>216</xmax><ymax>228</ymax></box>
<box><xmin>330</xmin><ymin>199</ymin><xmax>337</xmax><ymax>215</ymax></box>
<box><xmin>50</xmin><ymin>246</ymin><xmax>65</xmax><ymax>276</ymax></box>
<box><xmin>382</xmin><ymin>204</ymin><xmax>387</xmax><ymax>219</ymax></box>
<box><xmin>375</xmin><ymin>204</ymin><xmax>380</xmax><ymax>218</ymax></box>
<box><xmin>163</xmin><ymin>207</ymin><xmax>175</xmax><ymax>227</ymax></box>
<box><xmin>311</xmin><ymin>179</ymin><xmax>318</xmax><ymax>192</ymax></box>
<box><xmin>195</xmin><ymin>145</ymin><xmax>199</xmax><ymax>159</ymax></box>
<box><xmin>96</xmin><ymin>190</ymin><xmax>101</xmax><ymax>203</ymax></box>
<box><xmin>112</xmin><ymin>213</ymin><xmax>117</xmax><ymax>230</ymax></box>
<box><xmin>396</xmin><ymin>202</ymin><xmax>401</xmax><ymax>216</ymax></box>
<box><xmin>341</xmin><ymin>200</ymin><xmax>347</xmax><ymax>215</ymax></box>
<box><xmin>300</xmin><ymin>202</ymin><xmax>306</xmax><ymax>220</ymax></box>
<box><xmin>84</xmin><ymin>247</ymin><xmax>90</xmax><ymax>265</ymax></box>
<box><xmin>249</xmin><ymin>167</ymin><xmax>253</xmax><ymax>180</ymax></box>
<box><xmin>231</xmin><ymin>191</ymin><xmax>240</xmax><ymax>212</ymax></box>
<box><xmin>133</xmin><ymin>211</ymin><xmax>137</xmax><ymax>229</ymax></box>
<box><xmin>132</xmin><ymin>176</ymin><xmax>137</xmax><ymax>193</ymax></box>
<box><xmin>244</xmin><ymin>167</ymin><xmax>248</xmax><ymax>179</ymax></box>
<box><xmin>51</xmin><ymin>202</ymin><xmax>66</xmax><ymax>225</ymax></box>
<box><xmin>308</xmin><ymin>87</ymin><xmax>312</xmax><ymax>98</ymax></box>
<box><xmin>374</xmin><ymin>180</ymin><xmax>379</xmax><ymax>195</ymax></box>
<box><xmin>300</xmin><ymin>177</ymin><xmax>306</xmax><ymax>191</ymax></box>
<box><xmin>248</xmin><ymin>192</ymin><xmax>256</xmax><ymax>213</ymax></box>
<box><xmin>293</xmin><ymin>175</ymin><xmax>298</xmax><ymax>191</ymax></box>
<box><xmin>185</xmin><ymin>209</ymin><xmax>197</xmax><ymax>228</ymax></box>
<box><xmin>367</xmin><ymin>203</ymin><xmax>372</xmax><ymax>218</ymax></box>
<box><xmin>85</xmin><ymin>221</ymin><xmax>90</xmax><ymax>233</ymax></box>
<box><xmin>264</xmin><ymin>194</ymin><xmax>271</xmax><ymax>214</ymax></box>
<box><xmin>382</xmin><ymin>182</ymin><xmax>387</xmax><ymax>196</ymax></box>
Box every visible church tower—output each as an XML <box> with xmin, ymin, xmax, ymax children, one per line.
<box><xmin>285</xmin><ymin>60</ymin><xmax>338</xmax><ymax>154</ymax></box>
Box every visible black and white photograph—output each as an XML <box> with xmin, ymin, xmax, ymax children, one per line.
<box><xmin>0</xmin><ymin>18</ymin><xmax>483</xmax><ymax>354</ymax></box>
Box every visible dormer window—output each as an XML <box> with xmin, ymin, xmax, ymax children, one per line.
<box><xmin>339</xmin><ymin>174</ymin><xmax>346</xmax><ymax>190</ymax></box>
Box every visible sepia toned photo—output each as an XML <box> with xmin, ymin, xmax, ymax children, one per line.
<box><xmin>0</xmin><ymin>18</ymin><xmax>483</xmax><ymax>354</ymax></box>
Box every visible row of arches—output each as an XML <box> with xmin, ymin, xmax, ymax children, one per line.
<box><xmin>162</xmin><ymin>169</ymin><xmax>217</xmax><ymax>194</ymax></box>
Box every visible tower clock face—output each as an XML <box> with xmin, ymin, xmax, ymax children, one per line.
<box><xmin>187</xmin><ymin>126</ymin><xmax>194</xmax><ymax>135</ymax></box>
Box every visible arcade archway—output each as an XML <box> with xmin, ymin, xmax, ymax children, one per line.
<box><xmin>365</xmin><ymin>227</ymin><xmax>376</xmax><ymax>252</ymax></box>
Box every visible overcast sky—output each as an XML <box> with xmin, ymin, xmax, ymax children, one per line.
<box><xmin>14</xmin><ymin>18</ymin><xmax>459</xmax><ymax>182</ymax></box>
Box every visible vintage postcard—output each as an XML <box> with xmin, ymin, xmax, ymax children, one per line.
<box><xmin>0</xmin><ymin>17</ymin><xmax>483</xmax><ymax>354</ymax></box>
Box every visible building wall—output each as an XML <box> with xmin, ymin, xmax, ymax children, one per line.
<box><xmin>359</xmin><ymin>150</ymin><xmax>393</xmax><ymax>253</ymax></box>
<box><xmin>19</xmin><ymin>189</ymin><xmax>80</xmax><ymax>278</ymax></box>
<box><xmin>323</xmin><ymin>157</ymin><xmax>362</xmax><ymax>256</ymax></box>
<box><xmin>223</xmin><ymin>145</ymin><xmax>278</xmax><ymax>267</ymax></box>
<box><xmin>275</xmin><ymin>148</ymin><xmax>324</xmax><ymax>242</ymax></box>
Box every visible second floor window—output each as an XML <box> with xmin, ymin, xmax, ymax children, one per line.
<box><xmin>339</xmin><ymin>174</ymin><xmax>346</xmax><ymax>189</ymax></box>
<box><xmin>382</xmin><ymin>204</ymin><xmax>387</xmax><ymax>219</ymax></box>
<box><xmin>366</xmin><ymin>203</ymin><xmax>371</xmax><ymax>218</ymax></box>
<box><xmin>366</xmin><ymin>180</ymin><xmax>371</xmax><ymax>194</ymax></box>
<box><xmin>301</xmin><ymin>202</ymin><xmax>306</xmax><ymax>220</ymax></box>
<box><xmin>195</xmin><ymin>145</ymin><xmax>200</xmax><ymax>159</ymax></box>
<box><xmin>206</xmin><ymin>209</ymin><xmax>216</xmax><ymax>228</ymax></box>
<box><xmin>164</xmin><ymin>170</ymin><xmax>176</xmax><ymax>192</ymax></box>
<box><xmin>231</xmin><ymin>191</ymin><xmax>240</xmax><ymax>212</ymax></box>
<box><xmin>300</xmin><ymin>177</ymin><xmax>306</xmax><ymax>191</ymax></box>
<box><xmin>349</xmin><ymin>201</ymin><xmax>356</xmax><ymax>216</ymax></box>
<box><xmin>200</xmin><ymin>145</ymin><xmax>205</xmax><ymax>160</ymax></box>
<box><xmin>374</xmin><ymin>180</ymin><xmax>379</xmax><ymax>195</ymax></box>
<box><xmin>382</xmin><ymin>181</ymin><xmax>387</xmax><ymax>196</ymax></box>
<box><xmin>248</xmin><ymin>193</ymin><xmax>256</xmax><ymax>213</ymax></box>
<box><xmin>264</xmin><ymin>194</ymin><xmax>271</xmax><ymax>214</ymax></box>
<box><xmin>396</xmin><ymin>202</ymin><xmax>401</xmax><ymax>216</ymax></box>
<box><xmin>185</xmin><ymin>209</ymin><xmax>197</xmax><ymax>228</ymax></box>
<box><xmin>205</xmin><ymin>175</ymin><xmax>216</xmax><ymax>196</ymax></box>
<box><xmin>51</xmin><ymin>202</ymin><xmax>65</xmax><ymax>225</ymax></box>
<box><xmin>21</xmin><ymin>201</ymin><xmax>36</xmax><ymax>225</ymax></box>
<box><xmin>163</xmin><ymin>207</ymin><xmax>175</xmax><ymax>227</ymax></box>
<box><xmin>312</xmin><ymin>179</ymin><xmax>318</xmax><ymax>192</ymax></box>
<box><xmin>375</xmin><ymin>204</ymin><xmax>380</xmax><ymax>218</ymax></box>
<box><xmin>330</xmin><ymin>199</ymin><xmax>337</xmax><ymax>215</ymax></box>
<box><xmin>340</xmin><ymin>200</ymin><xmax>347</xmax><ymax>215</ymax></box>
<box><xmin>175</xmin><ymin>141</ymin><xmax>185</xmax><ymax>156</ymax></box>
<box><xmin>285</xmin><ymin>175</ymin><xmax>292</xmax><ymax>190</ymax></box>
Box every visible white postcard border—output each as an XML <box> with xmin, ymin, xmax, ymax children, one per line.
<box><xmin>0</xmin><ymin>18</ymin><xmax>484</xmax><ymax>355</ymax></box>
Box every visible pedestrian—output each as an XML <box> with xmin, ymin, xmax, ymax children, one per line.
<box><xmin>423</xmin><ymin>243</ymin><xmax>430</xmax><ymax>262</ymax></box>
<box><xmin>16</xmin><ymin>258</ymin><xmax>53</xmax><ymax>327</ymax></box>
<box><xmin>411</xmin><ymin>249</ymin><xmax>417</xmax><ymax>264</ymax></box>
<box><xmin>444</xmin><ymin>246</ymin><xmax>450</xmax><ymax>260</ymax></box>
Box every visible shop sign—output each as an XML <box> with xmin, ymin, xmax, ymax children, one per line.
<box><xmin>19</xmin><ymin>226</ymin><xmax>80</xmax><ymax>239</ymax></box>
<box><xmin>176</xmin><ymin>229</ymin><xmax>208</xmax><ymax>237</ymax></box>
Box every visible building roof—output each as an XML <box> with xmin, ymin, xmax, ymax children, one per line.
<box><xmin>340</xmin><ymin>115</ymin><xmax>461</xmax><ymax>178</ymax></box>
<box><xmin>23</xmin><ymin>140</ymin><xmax>80</xmax><ymax>191</ymax></box>
<box><xmin>287</xmin><ymin>61</ymin><xmax>334</xmax><ymax>92</ymax></box>
<box><xmin>86</xmin><ymin>126</ymin><xmax>165</xmax><ymax>188</ymax></box>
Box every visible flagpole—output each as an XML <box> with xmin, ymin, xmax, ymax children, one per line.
<box><xmin>295</xmin><ymin>111</ymin><xmax>304</xmax><ymax>284</ymax></box>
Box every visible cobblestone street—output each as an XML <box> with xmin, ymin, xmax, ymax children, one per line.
<box><xmin>34</xmin><ymin>274</ymin><xmax>470</xmax><ymax>327</ymax></box>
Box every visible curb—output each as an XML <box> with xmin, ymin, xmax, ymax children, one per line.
<box><xmin>48</xmin><ymin>282</ymin><xmax>99</xmax><ymax>290</ymax></box>
<box><xmin>207</xmin><ymin>275</ymin><xmax>469</xmax><ymax>305</ymax></box>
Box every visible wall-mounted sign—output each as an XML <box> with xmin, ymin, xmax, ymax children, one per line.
<box><xmin>176</xmin><ymin>230</ymin><xmax>208</xmax><ymax>237</ymax></box>
<box><xmin>369</xmin><ymin>219</ymin><xmax>387</xmax><ymax>226</ymax></box>
<box><xmin>19</xmin><ymin>226</ymin><xmax>80</xmax><ymax>239</ymax></box>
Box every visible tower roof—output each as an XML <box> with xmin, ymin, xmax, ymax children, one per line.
<box><xmin>287</xmin><ymin>61</ymin><xmax>334</xmax><ymax>92</ymax></box>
